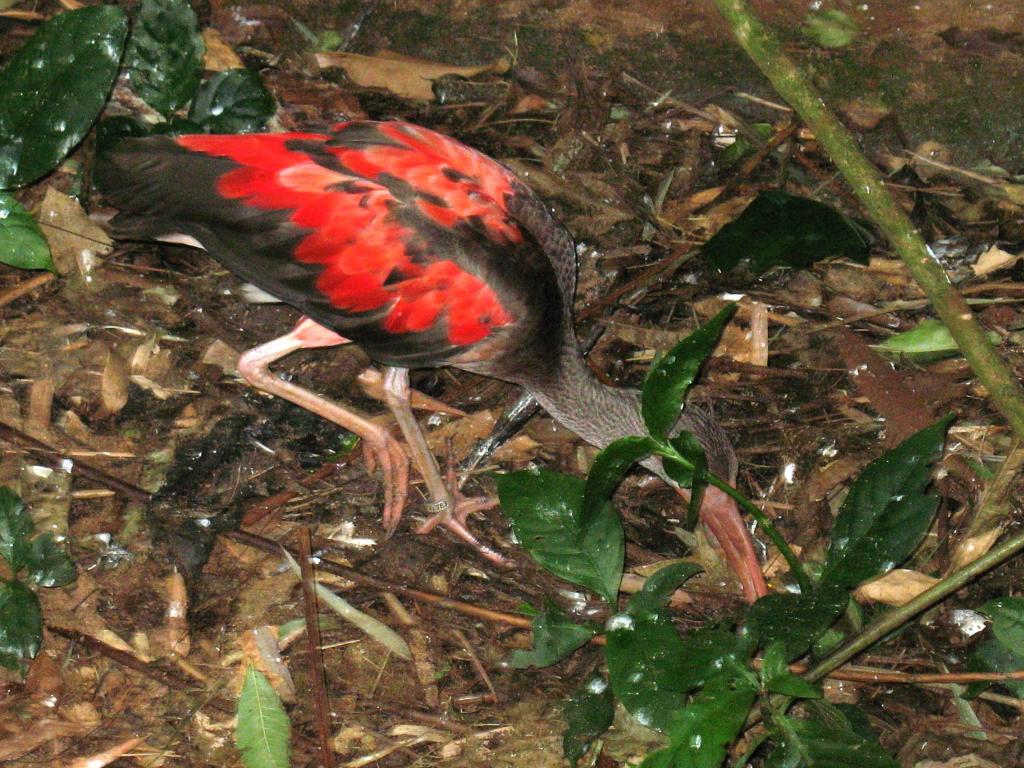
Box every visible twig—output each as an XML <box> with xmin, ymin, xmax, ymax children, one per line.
<box><xmin>452</xmin><ymin>629</ymin><xmax>498</xmax><ymax>703</ymax></box>
<box><xmin>297</xmin><ymin>527</ymin><xmax>338</xmax><ymax>768</ymax></box>
<box><xmin>0</xmin><ymin>271</ymin><xmax>54</xmax><ymax>308</ymax></box>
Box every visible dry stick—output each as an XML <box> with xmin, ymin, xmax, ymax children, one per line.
<box><xmin>297</xmin><ymin>528</ymin><xmax>338</xmax><ymax>768</ymax></box>
<box><xmin>0</xmin><ymin>271</ymin><xmax>54</xmax><ymax>307</ymax></box>
<box><xmin>710</xmin><ymin>0</ymin><xmax>1024</xmax><ymax>441</ymax></box>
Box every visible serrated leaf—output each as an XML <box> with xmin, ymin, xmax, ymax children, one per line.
<box><xmin>23</xmin><ymin>533</ymin><xmax>76</xmax><ymax>588</ymax></box>
<box><xmin>0</xmin><ymin>579</ymin><xmax>43</xmax><ymax>664</ymax></box>
<box><xmin>702</xmin><ymin>191</ymin><xmax>872</xmax><ymax>275</ymax></box>
<box><xmin>746</xmin><ymin>584</ymin><xmax>848</xmax><ymax>660</ymax></box>
<box><xmin>820</xmin><ymin>416</ymin><xmax>952</xmax><ymax>591</ymax></box>
<box><xmin>982</xmin><ymin>596</ymin><xmax>1024</xmax><ymax>657</ymax></box>
<box><xmin>762</xmin><ymin>642</ymin><xmax>822</xmax><ymax>699</ymax></box>
<box><xmin>562</xmin><ymin>673</ymin><xmax>614</xmax><ymax>766</ymax></box>
<box><xmin>767</xmin><ymin>704</ymin><xmax>898</xmax><ymax>768</ymax></box>
<box><xmin>236</xmin><ymin>664</ymin><xmax>291</xmax><ymax>768</ymax></box>
<box><xmin>582</xmin><ymin>435</ymin><xmax>659</xmax><ymax>524</ymax></box>
<box><xmin>639</xmin><ymin>675</ymin><xmax>757</xmax><ymax>768</ymax></box>
<box><xmin>125</xmin><ymin>0</ymin><xmax>204</xmax><ymax>115</ymax></box>
<box><xmin>508</xmin><ymin>602</ymin><xmax>597</xmax><ymax>669</ymax></box>
<box><xmin>189</xmin><ymin>68</ymin><xmax>275</xmax><ymax>134</ymax></box>
<box><xmin>496</xmin><ymin>469</ymin><xmax>623</xmax><ymax>603</ymax></box>
<box><xmin>642</xmin><ymin>304</ymin><xmax>736</xmax><ymax>440</ymax></box>
<box><xmin>0</xmin><ymin>194</ymin><xmax>54</xmax><ymax>272</ymax></box>
<box><xmin>0</xmin><ymin>6</ymin><xmax>128</xmax><ymax>189</ymax></box>
<box><xmin>0</xmin><ymin>487</ymin><xmax>34</xmax><ymax>572</ymax></box>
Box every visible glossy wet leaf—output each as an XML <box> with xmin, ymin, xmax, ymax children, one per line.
<box><xmin>702</xmin><ymin>191</ymin><xmax>872</xmax><ymax>275</ymax></box>
<box><xmin>965</xmin><ymin>638</ymin><xmax>1024</xmax><ymax>698</ymax></box>
<box><xmin>982</xmin><ymin>596</ymin><xmax>1024</xmax><ymax>657</ymax></box>
<box><xmin>0</xmin><ymin>580</ymin><xmax>42</xmax><ymax>666</ymax></box>
<box><xmin>626</xmin><ymin>561</ymin><xmax>703</xmax><ymax>616</ymax></box>
<box><xmin>761</xmin><ymin>641</ymin><xmax>822</xmax><ymax>699</ymax></box>
<box><xmin>0</xmin><ymin>194</ymin><xmax>54</xmax><ymax>272</ymax></box>
<box><xmin>582</xmin><ymin>435</ymin><xmax>659</xmax><ymax>524</ymax></box>
<box><xmin>563</xmin><ymin>673</ymin><xmax>614</xmax><ymax>766</ymax></box>
<box><xmin>820</xmin><ymin>416</ymin><xmax>952</xmax><ymax>591</ymax></box>
<box><xmin>639</xmin><ymin>676</ymin><xmax>757</xmax><ymax>768</ymax></box>
<box><xmin>189</xmin><ymin>69</ymin><xmax>275</xmax><ymax>134</ymax></box>
<box><xmin>125</xmin><ymin>0</ymin><xmax>204</xmax><ymax>115</ymax></box>
<box><xmin>745</xmin><ymin>584</ymin><xmax>848</xmax><ymax>660</ymax></box>
<box><xmin>236</xmin><ymin>663</ymin><xmax>291</xmax><ymax>768</ymax></box>
<box><xmin>24</xmin><ymin>533</ymin><xmax>76</xmax><ymax>588</ymax></box>
<box><xmin>496</xmin><ymin>469</ymin><xmax>623</xmax><ymax>603</ymax></box>
<box><xmin>0</xmin><ymin>6</ymin><xmax>128</xmax><ymax>189</ymax></box>
<box><xmin>767</xmin><ymin>703</ymin><xmax>897</xmax><ymax>768</ymax></box>
<box><xmin>0</xmin><ymin>487</ymin><xmax>33</xmax><ymax>572</ymax></box>
<box><xmin>508</xmin><ymin>602</ymin><xmax>597</xmax><ymax>668</ymax></box>
<box><xmin>642</xmin><ymin>304</ymin><xmax>736</xmax><ymax>440</ymax></box>
<box><xmin>665</xmin><ymin>432</ymin><xmax>708</xmax><ymax>527</ymax></box>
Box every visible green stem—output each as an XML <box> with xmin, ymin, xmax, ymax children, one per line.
<box><xmin>709</xmin><ymin>0</ymin><xmax>1024</xmax><ymax>442</ymax></box>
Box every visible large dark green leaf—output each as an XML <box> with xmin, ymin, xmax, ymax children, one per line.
<box><xmin>235</xmin><ymin>663</ymin><xmax>291</xmax><ymax>768</ymax></box>
<box><xmin>496</xmin><ymin>469</ymin><xmax>623</xmax><ymax>603</ymax></box>
<box><xmin>562</xmin><ymin>673</ymin><xmax>615</xmax><ymax>767</ymax></box>
<box><xmin>0</xmin><ymin>5</ymin><xmax>127</xmax><ymax>189</ymax></box>
<box><xmin>820</xmin><ymin>416</ymin><xmax>951</xmax><ymax>591</ymax></box>
<box><xmin>582</xmin><ymin>436</ymin><xmax>659</xmax><ymax>524</ymax></box>
<box><xmin>965</xmin><ymin>638</ymin><xmax>1024</xmax><ymax>698</ymax></box>
<box><xmin>0</xmin><ymin>487</ymin><xmax>33</xmax><ymax>573</ymax></box>
<box><xmin>641</xmin><ymin>304</ymin><xmax>736</xmax><ymax>440</ymax></box>
<box><xmin>24</xmin><ymin>533</ymin><xmax>76</xmax><ymax>588</ymax></box>
<box><xmin>189</xmin><ymin>69</ymin><xmax>275</xmax><ymax>134</ymax></box>
<box><xmin>761</xmin><ymin>641</ymin><xmax>822</xmax><ymax>699</ymax></box>
<box><xmin>981</xmin><ymin>596</ymin><xmax>1024</xmax><ymax>657</ymax></box>
<box><xmin>125</xmin><ymin>0</ymin><xmax>204</xmax><ymax>115</ymax></box>
<box><xmin>702</xmin><ymin>190</ymin><xmax>872</xmax><ymax>275</ymax></box>
<box><xmin>639</xmin><ymin>676</ymin><xmax>757</xmax><ymax>768</ymax></box>
<box><xmin>0</xmin><ymin>579</ymin><xmax>42</xmax><ymax>666</ymax></box>
<box><xmin>508</xmin><ymin>602</ymin><xmax>597</xmax><ymax>669</ymax></box>
<box><xmin>0</xmin><ymin>194</ymin><xmax>54</xmax><ymax>272</ymax></box>
<box><xmin>745</xmin><ymin>585</ymin><xmax>848</xmax><ymax>660</ymax></box>
<box><xmin>766</xmin><ymin>703</ymin><xmax>898</xmax><ymax>768</ymax></box>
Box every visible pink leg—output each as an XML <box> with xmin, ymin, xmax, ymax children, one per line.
<box><xmin>382</xmin><ymin>367</ymin><xmax>505</xmax><ymax>564</ymax></box>
<box><xmin>237</xmin><ymin>318</ymin><xmax>410</xmax><ymax>532</ymax></box>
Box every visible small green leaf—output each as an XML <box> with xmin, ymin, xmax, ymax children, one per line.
<box><xmin>965</xmin><ymin>638</ymin><xmax>1024</xmax><ymax>698</ymax></box>
<box><xmin>0</xmin><ymin>487</ymin><xmax>34</xmax><ymax>572</ymax></box>
<box><xmin>0</xmin><ymin>5</ymin><xmax>128</xmax><ymax>188</ymax></box>
<box><xmin>702</xmin><ymin>191</ymin><xmax>872</xmax><ymax>275</ymax></box>
<box><xmin>746</xmin><ymin>584</ymin><xmax>848</xmax><ymax>660</ymax></box>
<box><xmin>0</xmin><ymin>194</ymin><xmax>54</xmax><ymax>272</ymax></box>
<box><xmin>508</xmin><ymin>602</ymin><xmax>597</xmax><ymax>669</ymax></box>
<box><xmin>874</xmin><ymin>319</ymin><xmax>999</xmax><ymax>363</ymax></box>
<box><xmin>821</xmin><ymin>416</ymin><xmax>952</xmax><ymax>591</ymax></box>
<box><xmin>767</xmin><ymin>702</ymin><xmax>898</xmax><ymax>768</ymax></box>
<box><xmin>665</xmin><ymin>432</ymin><xmax>708</xmax><ymax>528</ymax></box>
<box><xmin>496</xmin><ymin>469</ymin><xmax>623</xmax><ymax>603</ymax></box>
<box><xmin>626</xmin><ymin>561</ymin><xmax>704</xmax><ymax>616</ymax></box>
<box><xmin>125</xmin><ymin>0</ymin><xmax>205</xmax><ymax>115</ymax></box>
<box><xmin>802</xmin><ymin>10</ymin><xmax>859</xmax><ymax>49</ymax></box>
<box><xmin>189</xmin><ymin>69</ymin><xmax>275</xmax><ymax>134</ymax></box>
<box><xmin>719</xmin><ymin>123</ymin><xmax>774</xmax><ymax>169</ymax></box>
<box><xmin>982</xmin><ymin>596</ymin><xmax>1024</xmax><ymax>657</ymax></box>
<box><xmin>582</xmin><ymin>435</ymin><xmax>659</xmax><ymax>524</ymax></box>
<box><xmin>0</xmin><ymin>579</ymin><xmax>43</xmax><ymax>665</ymax></box>
<box><xmin>24</xmin><ymin>533</ymin><xmax>76</xmax><ymax>588</ymax></box>
<box><xmin>639</xmin><ymin>676</ymin><xmax>757</xmax><ymax>768</ymax></box>
<box><xmin>642</xmin><ymin>304</ymin><xmax>736</xmax><ymax>439</ymax></box>
<box><xmin>762</xmin><ymin>641</ymin><xmax>822</xmax><ymax>699</ymax></box>
<box><xmin>236</xmin><ymin>664</ymin><xmax>291</xmax><ymax>768</ymax></box>
<box><xmin>562</xmin><ymin>673</ymin><xmax>614</xmax><ymax>766</ymax></box>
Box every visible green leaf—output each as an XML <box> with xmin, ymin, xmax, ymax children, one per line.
<box><xmin>639</xmin><ymin>676</ymin><xmax>757</xmax><ymax>768</ymax></box>
<box><xmin>982</xmin><ymin>596</ymin><xmax>1024</xmax><ymax>657</ymax></box>
<box><xmin>562</xmin><ymin>673</ymin><xmax>614</xmax><ymax>767</ymax></box>
<box><xmin>496</xmin><ymin>469</ymin><xmax>623</xmax><ymax>603</ymax></box>
<box><xmin>665</xmin><ymin>432</ymin><xmax>709</xmax><ymax>528</ymax></box>
<box><xmin>874</xmin><ymin>319</ymin><xmax>1000</xmax><ymax>364</ymax></box>
<box><xmin>702</xmin><ymin>191</ymin><xmax>872</xmax><ymax>275</ymax></box>
<box><xmin>0</xmin><ymin>487</ymin><xmax>34</xmax><ymax>573</ymax></box>
<box><xmin>761</xmin><ymin>641</ymin><xmax>822</xmax><ymax>699</ymax></box>
<box><xmin>626</xmin><ymin>561</ymin><xmax>704</xmax><ymax>616</ymax></box>
<box><xmin>150</xmin><ymin>116</ymin><xmax>205</xmax><ymax>136</ymax></box>
<box><xmin>745</xmin><ymin>584</ymin><xmax>848</xmax><ymax>660</ymax></box>
<box><xmin>24</xmin><ymin>533</ymin><xmax>76</xmax><ymax>588</ymax></box>
<box><xmin>189</xmin><ymin>69</ymin><xmax>275</xmax><ymax>134</ymax></box>
<box><xmin>95</xmin><ymin>116</ymin><xmax>149</xmax><ymax>153</ymax></box>
<box><xmin>236</xmin><ymin>664</ymin><xmax>291</xmax><ymax>768</ymax></box>
<box><xmin>0</xmin><ymin>579</ymin><xmax>43</xmax><ymax>665</ymax></box>
<box><xmin>820</xmin><ymin>416</ymin><xmax>952</xmax><ymax>591</ymax></box>
<box><xmin>508</xmin><ymin>602</ymin><xmax>597</xmax><ymax>668</ymax></box>
<box><xmin>642</xmin><ymin>304</ymin><xmax>737</xmax><ymax>439</ymax></box>
<box><xmin>0</xmin><ymin>6</ymin><xmax>128</xmax><ymax>189</ymax></box>
<box><xmin>582</xmin><ymin>435</ymin><xmax>659</xmax><ymax>524</ymax></box>
<box><xmin>802</xmin><ymin>10</ymin><xmax>859</xmax><ymax>49</ymax></box>
<box><xmin>965</xmin><ymin>638</ymin><xmax>1024</xmax><ymax>698</ymax></box>
<box><xmin>767</xmin><ymin>703</ymin><xmax>898</xmax><ymax>768</ymax></box>
<box><xmin>125</xmin><ymin>0</ymin><xmax>205</xmax><ymax>115</ymax></box>
<box><xmin>0</xmin><ymin>194</ymin><xmax>54</xmax><ymax>272</ymax></box>
<box><xmin>719</xmin><ymin>123</ymin><xmax>774</xmax><ymax>169</ymax></box>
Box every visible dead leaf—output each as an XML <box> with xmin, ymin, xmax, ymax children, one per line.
<box><xmin>201</xmin><ymin>339</ymin><xmax>240</xmax><ymax>374</ymax></box>
<box><xmin>950</xmin><ymin>527</ymin><xmax>1003</xmax><ymax>572</ymax></box>
<box><xmin>0</xmin><ymin>720</ymin><xmax>91</xmax><ymax>762</ymax></box>
<box><xmin>915</xmin><ymin>757</ymin><xmax>1000</xmax><ymax>768</ymax></box>
<box><xmin>426</xmin><ymin>408</ymin><xmax>540</xmax><ymax>463</ymax></box>
<box><xmin>805</xmin><ymin>457</ymin><xmax>861</xmax><ymax>502</ymax></box>
<box><xmin>855</xmin><ymin>569</ymin><xmax>938</xmax><ymax>605</ymax></box>
<box><xmin>100</xmin><ymin>349</ymin><xmax>130</xmax><ymax>416</ymax></box>
<box><xmin>316</xmin><ymin>49</ymin><xmax>509</xmax><ymax>101</ymax></box>
<box><xmin>238</xmin><ymin>626</ymin><xmax>296</xmax><ymax>703</ymax></box>
<box><xmin>201</xmin><ymin>28</ymin><xmax>243</xmax><ymax>71</ymax></box>
<box><xmin>35</xmin><ymin>187</ymin><xmax>113</xmax><ymax>276</ymax></box>
<box><xmin>972</xmin><ymin>244</ymin><xmax>1021</xmax><ymax>276</ymax></box>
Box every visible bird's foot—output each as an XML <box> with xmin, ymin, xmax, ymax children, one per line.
<box><xmin>360</xmin><ymin>430</ymin><xmax>411</xmax><ymax>535</ymax></box>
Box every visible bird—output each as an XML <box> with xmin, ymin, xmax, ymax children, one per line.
<box><xmin>97</xmin><ymin>120</ymin><xmax>768</xmax><ymax>602</ymax></box>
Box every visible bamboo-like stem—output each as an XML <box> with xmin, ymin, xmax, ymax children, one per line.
<box><xmin>709</xmin><ymin>0</ymin><xmax>1024</xmax><ymax>441</ymax></box>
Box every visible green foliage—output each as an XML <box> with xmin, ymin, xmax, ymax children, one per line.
<box><xmin>761</xmin><ymin>642</ymin><xmax>821</xmax><ymax>699</ymax></box>
<box><xmin>508</xmin><ymin>602</ymin><xmax>598</xmax><ymax>669</ymax></box>
<box><xmin>746</xmin><ymin>585</ymin><xmax>849</xmax><ymax>661</ymax></box>
<box><xmin>0</xmin><ymin>6</ymin><xmax>128</xmax><ymax>189</ymax></box>
<box><xmin>966</xmin><ymin>637</ymin><xmax>1024</xmax><ymax>699</ymax></box>
<box><xmin>702</xmin><ymin>191</ymin><xmax>872</xmax><ymax>275</ymax></box>
<box><xmin>562</xmin><ymin>673</ymin><xmax>614</xmax><ymax>766</ymax></box>
<box><xmin>766</xmin><ymin>702</ymin><xmax>897</xmax><ymax>767</ymax></box>
<box><xmin>802</xmin><ymin>10</ymin><xmax>859</xmax><ymax>49</ymax></box>
<box><xmin>236</xmin><ymin>664</ymin><xmax>291</xmax><ymax>768</ymax></box>
<box><xmin>495</xmin><ymin>469</ymin><xmax>623</xmax><ymax>603</ymax></box>
<box><xmin>820</xmin><ymin>416</ymin><xmax>952</xmax><ymax>590</ymax></box>
<box><xmin>982</xmin><ymin>596</ymin><xmax>1024</xmax><ymax>656</ymax></box>
<box><xmin>0</xmin><ymin>488</ymin><xmax>75</xmax><ymax>670</ymax></box>
<box><xmin>125</xmin><ymin>0</ymin><xmax>205</xmax><ymax>115</ymax></box>
<box><xmin>189</xmin><ymin>69</ymin><xmax>275</xmax><ymax>134</ymax></box>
